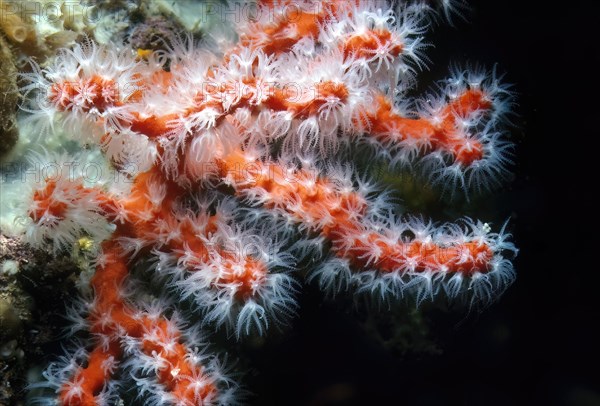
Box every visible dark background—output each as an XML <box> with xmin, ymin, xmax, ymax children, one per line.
<box><xmin>244</xmin><ymin>1</ymin><xmax>600</xmax><ymax>405</ymax></box>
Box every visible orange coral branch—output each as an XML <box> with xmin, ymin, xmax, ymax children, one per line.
<box><xmin>216</xmin><ymin>148</ymin><xmax>496</xmax><ymax>276</ymax></box>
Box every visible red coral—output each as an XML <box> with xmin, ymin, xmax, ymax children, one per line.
<box><xmin>19</xmin><ymin>1</ymin><xmax>517</xmax><ymax>404</ymax></box>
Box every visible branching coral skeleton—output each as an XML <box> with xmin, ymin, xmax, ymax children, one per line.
<box><xmin>15</xmin><ymin>0</ymin><xmax>517</xmax><ymax>404</ymax></box>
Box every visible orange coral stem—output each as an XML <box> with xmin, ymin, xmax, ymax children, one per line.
<box><xmin>217</xmin><ymin>148</ymin><xmax>494</xmax><ymax>275</ymax></box>
<box><xmin>362</xmin><ymin>90</ymin><xmax>492</xmax><ymax>165</ymax></box>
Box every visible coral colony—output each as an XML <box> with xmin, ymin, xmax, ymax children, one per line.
<box><xmin>17</xmin><ymin>0</ymin><xmax>517</xmax><ymax>404</ymax></box>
